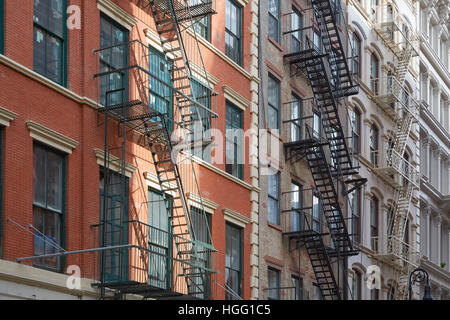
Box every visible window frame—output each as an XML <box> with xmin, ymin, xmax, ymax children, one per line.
<box><xmin>267</xmin><ymin>267</ymin><xmax>281</xmax><ymax>300</ymax></box>
<box><xmin>352</xmin><ymin>269</ymin><xmax>362</xmax><ymax>300</ymax></box>
<box><xmin>352</xmin><ymin>32</ymin><xmax>362</xmax><ymax>79</ymax></box>
<box><xmin>268</xmin><ymin>172</ymin><xmax>280</xmax><ymax>225</ymax></box>
<box><xmin>225</xmin><ymin>0</ymin><xmax>242</xmax><ymax>65</ymax></box>
<box><xmin>225</xmin><ymin>100</ymin><xmax>244</xmax><ymax>179</ymax></box>
<box><xmin>32</xmin><ymin>142</ymin><xmax>67</xmax><ymax>272</ymax></box>
<box><xmin>291</xmin><ymin>6</ymin><xmax>303</xmax><ymax>53</ymax></box>
<box><xmin>291</xmin><ymin>275</ymin><xmax>303</xmax><ymax>300</ymax></box>
<box><xmin>225</xmin><ymin>222</ymin><xmax>243</xmax><ymax>300</ymax></box>
<box><xmin>349</xmin><ymin>187</ymin><xmax>361</xmax><ymax>243</ymax></box>
<box><xmin>370</xmin><ymin>53</ymin><xmax>379</xmax><ymax>94</ymax></box>
<box><xmin>268</xmin><ymin>0</ymin><xmax>281</xmax><ymax>43</ymax></box>
<box><xmin>33</xmin><ymin>0</ymin><xmax>68</xmax><ymax>86</ymax></box>
<box><xmin>99</xmin><ymin>13</ymin><xmax>130</xmax><ymax>107</ymax></box>
<box><xmin>370</xmin><ymin>196</ymin><xmax>379</xmax><ymax>251</ymax></box>
<box><xmin>369</xmin><ymin>124</ymin><xmax>379</xmax><ymax>165</ymax></box>
<box><xmin>268</xmin><ymin>74</ymin><xmax>281</xmax><ymax>130</ymax></box>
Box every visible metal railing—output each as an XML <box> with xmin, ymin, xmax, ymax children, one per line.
<box><xmin>371</xmin><ymin>76</ymin><xmax>420</xmax><ymax>120</ymax></box>
<box><xmin>371</xmin><ymin>149</ymin><xmax>420</xmax><ymax>188</ymax></box>
<box><xmin>93</xmin><ymin>219</ymin><xmax>218</xmax><ymax>299</ymax></box>
<box><xmin>371</xmin><ymin>235</ymin><xmax>420</xmax><ymax>268</ymax></box>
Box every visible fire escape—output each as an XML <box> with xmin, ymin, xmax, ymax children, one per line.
<box><xmin>370</xmin><ymin>3</ymin><xmax>420</xmax><ymax>299</ymax></box>
<box><xmin>93</xmin><ymin>0</ymin><xmax>218</xmax><ymax>299</ymax></box>
<box><xmin>282</xmin><ymin>0</ymin><xmax>366</xmax><ymax>300</ymax></box>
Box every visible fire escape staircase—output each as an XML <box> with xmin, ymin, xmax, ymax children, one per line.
<box><xmin>282</xmin><ymin>0</ymin><xmax>366</xmax><ymax>300</ymax></box>
<box><xmin>94</xmin><ymin>0</ymin><xmax>217</xmax><ymax>299</ymax></box>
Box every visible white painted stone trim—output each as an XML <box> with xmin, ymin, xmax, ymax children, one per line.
<box><xmin>0</xmin><ymin>259</ymin><xmax>99</xmax><ymax>299</ymax></box>
<box><xmin>187</xmin><ymin>193</ymin><xmax>219</xmax><ymax>214</ymax></box>
<box><xmin>97</xmin><ymin>0</ymin><xmax>137</xmax><ymax>31</ymax></box>
<box><xmin>94</xmin><ymin>148</ymin><xmax>137</xmax><ymax>178</ymax></box>
<box><xmin>223</xmin><ymin>86</ymin><xmax>250</xmax><ymax>111</ymax></box>
<box><xmin>26</xmin><ymin>121</ymin><xmax>79</xmax><ymax>154</ymax></box>
<box><xmin>0</xmin><ymin>106</ymin><xmax>18</xmax><ymax>127</ymax></box>
<box><xmin>223</xmin><ymin>208</ymin><xmax>250</xmax><ymax>228</ymax></box>
<box><xmin>144</xmin><ymin>171</ymin><xmax>178</xmax><ymax>197</ymax></box>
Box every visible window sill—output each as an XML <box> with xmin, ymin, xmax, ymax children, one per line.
<box><xmin>268</xmin><ymin>36</ymin><xmax>284</xmax><ymax>53</ymax></box>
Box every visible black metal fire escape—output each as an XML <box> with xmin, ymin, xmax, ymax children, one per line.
<box><xmin>93</xmin><ymin>0</ymin><xmax>218</xmax><ymax>300</ymax></box>
<box><xmin>282</xmin><ymin>0</ymin><xmax>366</xmax><ymax>300</ymax></box>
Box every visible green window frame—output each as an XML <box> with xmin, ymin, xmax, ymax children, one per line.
<box><xmin>268</xmin><ymin>173</ymin><xmax>280</xmax><ymax>225</ymax></box>
<box><xmin>99</xmin><ymin>169</ymin><xmax>129</xmax><ymax>283</ymax></box>
<box><xmin>33</xmin><ymin>143</ymin><xmax>67</xmax><ymax>272</ymax></box>
<box><xmin>268</xmin><ymin>0</ymin><xmax>280</xmax><ymax>43</ymax></box>
<box><xmin>268</xmin><ymin>74</ymin><xmax>280</xmax><ymax>130</ymax></box>
<box><xmin>99</xmin><ymin>13</ymin><xmax>129</xmax><ymax>107</ymax></box>
<box><xmin>225</xmin><ymin>101</ymin><xmax>243</xmax><ymax>179</ymax></box>
<box><xmin>225</xmin><ymin>0</ymin><xmax>242</xmax><ymax>65</ymax></box>
<box><xmin>190</xmin><ymin>79</ymin><xmax>212</xmax><ymax>162</ymax></box>
<box><xmin>33</xmin><ymin>0</ymin><xmax>67</xmax><ymax>86</ymax></box>
<box><xmin>0</xmin><ymin>0</ymin><xmax>4</xmax><ymax>54</ymax></box>
<box><xmin>225</xmin><ymin>222</ymin><xmax>242</xmax><ymax>300</ymax></box>
<box><xmin>148</xmin><ymin>188</ymin><xmax>172</xmax><ymax>290</ymax></box>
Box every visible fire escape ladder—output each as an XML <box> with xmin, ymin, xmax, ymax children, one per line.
<box><xmin>303</xmin><ymin>233</ymin><xmax>341</xmax><ymax>300</ymax></box>
<box><xmin>313</xmin><ymin>0</ymin><xmax>358</xmax><ymax>97</ymax></box>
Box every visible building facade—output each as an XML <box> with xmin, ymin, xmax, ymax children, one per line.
<box><xmin>258</xmin><ymin>0</ymin><xmax>362</xmax><ymax>300</ymax></box>
<box><xmin>0</xmin><ymin>0</ymin><xmax>260</xmax><ymax>300</ymax></box>
<box><xmin>418</xmin><ymin>0</ymin><xmax>450</xmax><ymax>300</ymax></box>
<box><xmin>346</xmin><ymin>0</ymin><xmax>422</xmax><ymax>300</ymax></box>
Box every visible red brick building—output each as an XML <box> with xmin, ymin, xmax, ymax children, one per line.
<box><xmin>0</xmin><ymin>0</ymin><xmax>259</xmax><ymax>300</ymax></box>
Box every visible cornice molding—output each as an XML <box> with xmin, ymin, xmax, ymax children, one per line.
<box><xmin>223</xmin><ymin>85</ymin><xmax>250</xmax><ymax>111</ymax></box>
<box><xmin>222</xmin><ymin>208</ymin><xmax>250</xmax><ymax>228</ymax></box>
<box><xmin>94</xmin><ymin>148</ymin><xmax>137</xmax><ymax>178</ymax></box>
<box><xmin>97</xmin><ymin>0</ymin><xmax>138</xmax><ymax>31</ymax></box>
<box><xmin>187</xmin><ymin>192</ymin><xmax>219</xmax><ymax>214</ymax></box>
<box><xmin>26</xmin><ymin>121</ymin><xmax>79</xmax><ymax>154</ymax></box>
<box><xmin>0</xmin><ymin>106</ymin><xmax>18</xmax><ymax>127</ymax></box>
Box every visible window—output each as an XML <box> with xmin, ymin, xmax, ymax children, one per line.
<box><xmin>268</xmin><ymin>75</ymin><xmax>280</xmax><ymax>130</ymax></box>
<box><xmin>291</xmin><ymin>182</ymin><xmax>302</xmax><ymax>232</ymax></box>
<box><xmin>370</xmin><ymin>0</ymin><xmax>378</xmax><ymax>20</ymax></box>
<box><xmin>268</xmin><ymin>268</ymin><xmax>281</xmax><ymax>300</ymax></box>
<box><xmin>192</xmin><ymin>0</ymin><xmax>210</xmax><ymax>41</ymax></box>
<box><xmin>190</xmin><ymin>79</ymin><xmax>213</xmax><ymax>161</ymax></box>
<box><xmin>370</xmin><ymin>53</ymin><xmax>379</xmax><ymax>94</ymax></box>
<box><xmin>225</xmin><ymin>0</ymin><xmax>242</xmax><ymax>65</ymax></box>
<box><xmin>268</xmin><ymin>0</ymin><xmax>280</xmax><ymax>43</ymax></box>
<box><xmin>148</xmin><ymin>189</ymin><xmax>171</xmax><ymax>289</ymax></box>
<box><xmin>226</xmin><ymin>223</ymin><xmax>242</xmax><ymax>300</ymax></box>
<box><xmin>350</xmin><ymin>108</ymin><xmax>361</xmax><ymax>154</ymax></box>
<box><xmin>225</xmin><ymin>101</ymin><xmax>243</xmax><ymax>179</ymax></box>
<box><xmin>313</xmin><ymin>110</ymin><xmax>321</xmax><ymax>140</ymax></box>
<box><xmin>33</xmin><ymin>0</ymin><xmax>67</xmax><ymax>85</ymax></box>
<box><xmin>291</xmin><ymin>276</ymin><xmax>303</xmax><ymax>300</ymax></box>
<box><xmin>313</xmin><ymin>283</ymin><xmax>323</xmax><ymax>300</ymax></box>
<box><xmin>0</xmin><ymin>0</ymin><xmax>4</xmax><ymax>54</ymax></box>
<box><xmin>369</xmin><ymin>124</ymin><xmax>378</xmax><ymax>165</ymax></box>
<box><xmin>312</xmin><ymin>194</ymin><xmax>321</xmax><ymax>232</ymax></box>
<box><xmin>291</xmin><ymin>7</ymin><xmax>303</xmax><ymax>53</ymax></box>
<box><xmin>349</xmin><ymin>187</ymin><xmax>361</xmax><ymax>243</ymax></box>
<box><xmin>370</xmin><ymin>196</ymin><xmax>379</xmax><ymax>251</ymax></box>
<box><xmin>99</xmin><ymin>170</ymin><xmax>129</xmax><ymax>282</ymax></box>
<box><xmin>352</xmin><ymin>33</ymin><xmax>361</xmax><ymax>78</ymax></box>
<box><xmin>33</xmin><ymin>143</ymin><xmax>66</xmax><ymax>272</ymax></box>
<box><xmin>99</xmin><ymin>14</ymin><xmax>129</xmax><ymax>107</ymax></box>
<box><xmin>268</xmin><ymin>173</ymin><xmax>280</xmax><ymax>225</ymax></box>
<box><xmin>313</xmin><ymin>29</ymin><xmax>322</xmax><ymax>51</ymax></box>
<box><xmin>371</xmin><ymin>288</ymin><xmax>379</xmax><ymax>300</ymax></box>
<box><xmin>291</xmin><ymin>94</ymin><xmax>302</xmax><ymax>142</ymax></box>
<box><xmin>149</xmin><ymin>45</ymin><xmax>172</xmax><ymax>118</ymax></box>
<box><xmin>352</xmin><ymin>269</ymin><xmax>362</xmax><ymax>300</ymax></box>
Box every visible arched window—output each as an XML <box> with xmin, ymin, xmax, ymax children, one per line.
<box><xmin>369</xmin><ymin>124</ymin><xmax>379</xmax><ymax>165</ymax></box>
<box><xmin>351</xmin><ymin>107</ymin><xmax>361</xmax><ymax>154</ymax></box>
<box><xmin>352</xmin><ymin>269</ymin><xmax>362</xmax><ymax>300</ymax></box>
<box><xmin>370</xmin><ymin>53</ymin><xmax>379</xmax><ymax>94</ymax></box>
<box><xmin>370</xmin><ymin>196</ymin><xmax>379</xmax><ymax>251</ymax></box>
<box><xmin>352</xmin><ymin>33</ymin><xmax>362</xmax><ymax>79</ymax></box>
